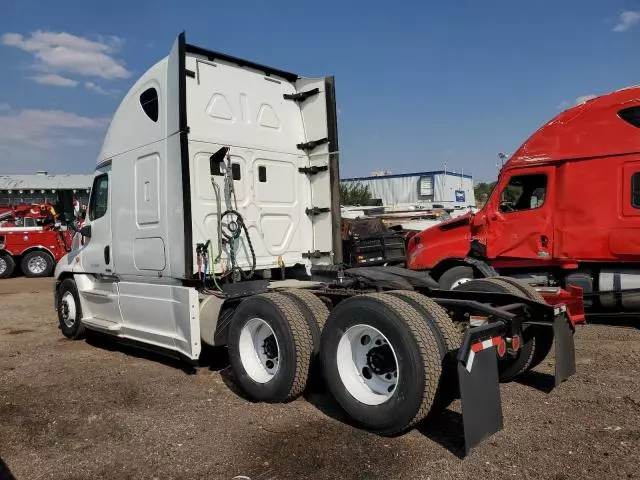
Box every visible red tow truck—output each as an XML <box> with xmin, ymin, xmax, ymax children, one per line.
<box><xmin>0</xmin><ymin>204</ymin><xmax>74</xmax><ymax>279</ymax></box>
<box><xmin>407</xmin><ymin>86</ymin><xmax>640</xmax><ymax>317</ymax></box>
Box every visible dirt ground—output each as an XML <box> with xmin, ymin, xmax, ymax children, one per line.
<box><xmin>1</xmin><ymin>277</ymin><xmax>639</xmax><ymax>480</ymax></box>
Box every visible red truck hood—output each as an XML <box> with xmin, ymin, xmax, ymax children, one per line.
<box><xmin>406</xmin><ymin>213</ymin><xmax>473</xmax><ymax>269</ymax></box>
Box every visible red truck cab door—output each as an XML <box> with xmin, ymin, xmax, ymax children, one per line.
<box><xmin>484</xmin><ymin>167</ymin><xmax>555</xmax><ymax>261</ymax></box>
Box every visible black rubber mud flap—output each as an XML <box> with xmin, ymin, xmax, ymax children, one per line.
<box><xmin>553</xmin><ymin>315</ymin><xmax>576</xmax><ymax>386</ymax></box>
<box><xmin>458</xmin><ymin>347</ymin><xmax>503</xmax><ymax>456</ymax></box>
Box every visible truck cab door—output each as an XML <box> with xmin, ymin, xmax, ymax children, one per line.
<box><xmin>485</xmin><ymin>167</ymin><xmax>554</xmax><ymax>260</ymax></box>
<box><xmin>81</xmin><ymin>168</ymin><xmax>113</xmax><ymax>275</ymax></box>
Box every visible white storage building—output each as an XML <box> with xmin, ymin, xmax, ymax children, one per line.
<box><xmin>341</xmin><ymin>170</ymin><xmax>475</xmax><ymax>208</ymax></box>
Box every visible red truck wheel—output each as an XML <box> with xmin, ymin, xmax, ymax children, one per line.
<box><xmin>438</xmin><ymin>266</ymin><xmax>475</xmax><ymax>290</ymax></box>
<box><xmin>21</xmin><ymin>251</ymin><xmax>54</xmax><ymax>278</ymax></box>
<box><xmin>0</xmin><ymin>253</ymin><xmax>15</xmax><ymax>279</ymax></box>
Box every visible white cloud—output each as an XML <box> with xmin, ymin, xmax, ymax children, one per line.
<box><xmin>0</xmin><ymin>103</ymin><xmax>9</xmax><ymax>111</ymax></box>
<box><xmin>575</xmin><ymin>94</ymin><xmax>597</xmax><ymax>105</ymax></box>
<box><xmin>1</xmin><ymin>30</ymin><xmax>130</xmax><ymax>79</ymax></box>
<box><xmin>613</xmin><ymin>10</ymin><xmax>640</xmax><ymax>32</ymax></box>
<box><xmin>30</xmin><ymin>73</ymin><xmax>78</xmax><ymax>87</ymax></box>
<box><xmin>84</xmin><ymin>81</ymin><xmax>119</xmax><ymax>96</ymax></box>
<box><xmin>557</xmin><ymin>100</ymin><xmax>571</xmax><ymax>110</ymax></box>
<box><xmin>0</xmin><ymin>108</ymin><xmax>107</xmax><ymax>149</ymax></box>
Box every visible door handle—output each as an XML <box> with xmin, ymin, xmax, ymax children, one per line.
<box><xmin>104</xmin><ymin>245</ymin><xmax>110</xmax><ymax>264</ymax></box>
<box><xmin>540</xmin><ymin>235</ymin><xmax>549</xmax><ymax>248</ymax></box>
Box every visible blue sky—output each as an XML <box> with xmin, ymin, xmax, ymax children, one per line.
<box><xmin>1</xmin><ymin>0</ymin><xmax>639</xmax><ymax>181</ymax></box>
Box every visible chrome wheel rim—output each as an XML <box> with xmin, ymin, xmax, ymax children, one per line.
<box><xmin>0</xmin><ymin>257</ymin><xmax>6</xmax><ymax>276</ymax></box>
<box><xmin>238</xmin><ymin>318</ymin><xmax>280</xmax><ymax>383</ymax></box>
<box><xmin>336</xmin><ymin>324</ymin><xmax>399</xmax><ymax>405</ymax></box>
<box><xmin>451</xmin><ymin>277</ymin><xmax>472</xmax><ymax>289</ymax></box>
<box><xmin>28</xmin><ymin>256</ymin><xmax>47</xmax><ymax>274</ymax></box>
<box><xmin>60</xmin><ymin>291</ymin><xmax>77</xmax><ymax>328</ymax></box>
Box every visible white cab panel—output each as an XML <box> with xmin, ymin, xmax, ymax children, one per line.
<box><xmin>74</xmin><ymin>274</ymin><xmax>122</xmax><ymax>328</ymax></box>
<box><xmin>185</xmin><ymin>55</ymin><xmax>339</xmax><ymax>273</ymax></box>
<box><xmin>118</xmin><ymin>282</ymin><xmax>201</xmax><ymax>359</ymax></box>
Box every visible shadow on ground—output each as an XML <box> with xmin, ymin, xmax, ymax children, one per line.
<box><xmin>84</xmin><ymin>333</ymin><xmax>229</xmax><ymax>374</ymax></box>
<box><xmin>515</xmin><ymin>370</ymin><xmax>556</xmax><ymax>394</ymax></box>
<box><xmin>586</xmin><ymin>314</ymin><xmax>640</xmax><ymax>329</ymax></box>
<box><xmin>233</xmin><ymin>419</ymin><xmax>413</xmax><ymax>480</ymax></box>
<box><xmin>0</xmin><ymin>457</ymin><xmax>16</xmax><ymax>480</ymax></box>
<box><xmin>417</xmin><ymin>408</ymin><xmax>466</xmax><ymax>458</ymax></box>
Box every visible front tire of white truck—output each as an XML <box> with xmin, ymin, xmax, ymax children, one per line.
<box><xmin>57</xmin><ymin>278</ymin><xmax>86</xmax><ymax>339</ymax></box>
<box><xmin>227</xmin><ymin>293</ymin><xmax>314</xmax><ymax>403</ymax></box>
<box><xmin>320</xmin><ymin>293</ymin><xmax>442</xmax><ymax>436</ymax></box>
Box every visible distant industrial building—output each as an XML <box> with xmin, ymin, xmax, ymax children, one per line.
<box><xmin>0</xmin><ymin>171</ymin><xmax>93</xmax><ymax>219</ymax></box>
<box><xmin>341</xmin><ymin>170</ymin><xmax>475</xmax><ymax>208</ymax></box>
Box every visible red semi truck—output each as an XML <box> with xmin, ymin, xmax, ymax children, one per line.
<box><xmin>407</xmin><ymin>86</ymin><xmax>640</xmax><ymax>315</ymax></box>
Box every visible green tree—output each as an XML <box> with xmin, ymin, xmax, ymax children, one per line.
<box><xmin>474</xmin><ymin>181</ymin><xmax>497</xmax><ymax>204</ymax></box>
<box><xmin>340</xmin><ymin>182</ymin><xmax>375</xmax><ymax>206</ymax></box>
<box><xmin>474</xmin><ymin>180</ymin><xmax>521</xmax><ymax>206</ymax></box>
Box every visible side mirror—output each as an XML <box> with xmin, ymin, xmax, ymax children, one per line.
<box><xmin>80</xmin><ymin>225</ymin><xmax>92</xmax><ymax>238</ymax></box>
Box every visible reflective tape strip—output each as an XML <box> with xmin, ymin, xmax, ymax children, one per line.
<box><xmin>554</xmin><ymin>305</ymin><xmax>568</xmax><ymax>315</ymax></box>
<box><xmin>470</xmin><ymin>316</ymin><xmax>488</xmax><ymax>327</ymax></box>
<box><xmin>466</xmin><ymin>336</ymin><xmax>502</xmax><ymax>372</ymax></box>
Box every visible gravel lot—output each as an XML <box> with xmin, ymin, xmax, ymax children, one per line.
<box><xmin>1</xmin><ymin>277</ymin><xmax>639</xmax><ymax>480</ymax></box>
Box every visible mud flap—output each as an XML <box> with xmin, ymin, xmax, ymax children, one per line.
<box><xmin>553</xmin><ymin>314</ymin><xmax>576</xmax><ymax>386</ymax></box>
<box><xmin>458</xmin><ymin>347</ymin><xmax>503</xmax><ymax>456</ymax></box>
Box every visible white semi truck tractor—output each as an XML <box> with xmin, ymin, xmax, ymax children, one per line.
<box><xmin>54</xmin><ymin>33</ymin><xmax>580</xmax><ymax>454</ymax></box>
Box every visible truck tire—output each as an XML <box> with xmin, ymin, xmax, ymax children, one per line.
<box><xmin>227</xmin><ymin>292</ymin><xmax>314</xmax><ymax>403</ymax></box>
<box><xmin>57</xmin><ymin>278</ymin><xmax>86</xmax><ymax>339</ymax></box>
<box><xmin>386</xmin><ymin>290</ymin><xmax>462</xmax><ymax>409</ymax></box>
<box><xmin>280</xmin><ymin>288</ymin><xmax>329</xmax><ymax>346</ymax></box>
<box><xmin>0</xmin><ymin>253</ymin><xmax>15</xmax><ymax>279</ymax></box>
<box><xmin>493</xmin><ymin>277</ymin><xmax>555</xmax><ymax>371</ymax></box>
<box><xmin>21</xmin><ymin>251</ymin><xmax>54</xmax><ymax>278</ymax></box>
<box><xmin>438</xmin><ymin>265</ymin><xmax>475</xmax><ymax>290</ymax></box>
<box><xmin>454</xmin><ymin>278</ymin><xmax>536</xmax><ymax>382</ymax></box>
<box><xmin>280</xmin><ymin>289</ymin><xmax>330</xmax><ymax>382</ymax></box>
<box><xmin>321</xmin><ymin>293</ymin><xmax>442</xmax><ymax>436</ymax></box>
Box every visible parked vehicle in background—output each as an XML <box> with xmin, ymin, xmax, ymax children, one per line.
<box><xmin>0</xmin><ymin>204</ymin><xmax>72</xmax><ymax>278</ymax></box>
<box><xmin>407</xmin><ymin>87</ymin><xmax>640</xmax><ymax>316</ymax></box>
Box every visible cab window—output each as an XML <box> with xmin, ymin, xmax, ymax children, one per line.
<box><xmin>499</xmin><ymin>174</ymin><xmax>547</xmax><ymax>213</ymax></box>
<box><xmin>88</xmin><ymin>174</ymin><xmax>109</xmax><ymax>220</ymax></box>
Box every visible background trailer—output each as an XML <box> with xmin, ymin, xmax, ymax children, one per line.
<box><xmin>341</xmin><ymin>170</ymin><xmax>475</xmax><ymax>208</ymax></box>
